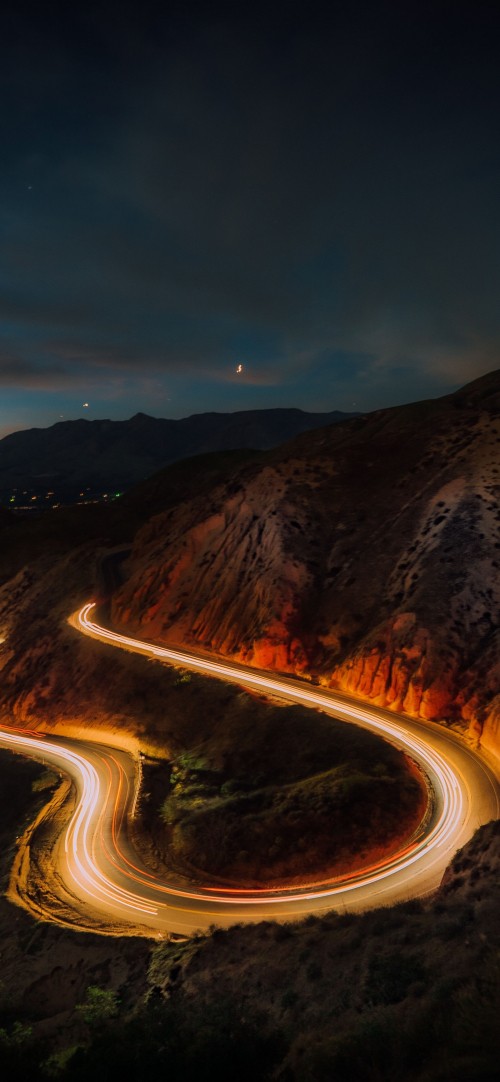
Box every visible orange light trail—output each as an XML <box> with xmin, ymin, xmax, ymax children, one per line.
<box><xmin>0</xmin><ymin>601</ymin><xmax>498</xmax><ymax>936</ymax></box>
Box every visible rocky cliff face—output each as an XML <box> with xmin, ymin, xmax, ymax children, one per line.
<box><xmin>112</xmin><ymin>370</ymin><xmax>500</xmax><ymax>755</ymax></box>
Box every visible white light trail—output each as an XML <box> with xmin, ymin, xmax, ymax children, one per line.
<box><xmin>1</xmin><ymin>600</ymin><xmax>498</xmax><ymax>937</ymax></box>
<box><xmin>74</xmin><ymin>603</ymin><xmax>466</xmax><ymax>901</ymax></box>
<box><xmin>0</xmin><ymin>728</ymin><xmax>157</xmax><ymax>918</ymax></box>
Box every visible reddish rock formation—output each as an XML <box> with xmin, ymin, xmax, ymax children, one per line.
<box><xmin>112</xmin><ymin>370</ymin><xmax>500</xmax><ymax>760</ymax></box>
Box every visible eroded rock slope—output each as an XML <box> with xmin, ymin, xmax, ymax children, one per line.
<box><xmin>112</xmin><ymin>370</ymin><xmax>500</xmax><ymax>755</ymax></box>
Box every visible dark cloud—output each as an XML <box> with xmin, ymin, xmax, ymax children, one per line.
<box><xmin>0</xmin><ymin>1</ymin><xmax>499</xmax><ymax>426</ymax></box>
<box><xmin>0</xmin><ymin>354</ymin><xmax>70</xmax><ymax>388</ymax></box>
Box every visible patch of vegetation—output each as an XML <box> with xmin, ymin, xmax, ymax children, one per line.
<box><xmin>364</xmin><ymin>950</ymin><xmax>427</xmax><ymax>1005</ymax></box>
<box><xmin>75</xmin><ymin>987</ymin><xmax>120</xmax><ymax>1029</ymax></box>
<box><xmin>49</xmin><ymin>998</ymin><xmax>284</xmax><ymax>1082</ymax></box>
<box><xmin>149</xmin><ymin>702</ymin><xmax>424</xmax><ymax>882</ymax></box>
<box><xmin>31</xmin><ymin>770</ymin><xmax>59</xmax><ymax>794</ymax></box>
<box><xmin>163</xmin><ymin>760</ymin><xmax>421</xmax><ymax>881</ymax></box>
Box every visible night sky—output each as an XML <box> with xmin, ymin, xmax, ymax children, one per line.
<box><xmin>1</xmin><ymin>1</ymin><xmax>499</xmax><ymax>437</ymax></box>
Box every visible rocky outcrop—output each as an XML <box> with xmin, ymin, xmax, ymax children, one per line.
<box><xmin>112</xmin><ymin>370</ymin><xmax>500</xmax><ymax>756</ymax></box>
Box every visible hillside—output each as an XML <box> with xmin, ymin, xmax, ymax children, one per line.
<box><xmin>0</xmin><ymin>374</ymin><xmax>498</xmax><ymax>1077</ymax></box>
<box><xmin>0</xmin><ymin>371</ymin><xmax>497</xmax><ymax>889</ymax></box>
<box><xmin>0</xmin><ymin>543</ymin><xmax>424</xmax><ymax>890</ymax></box>
<box><xmin>0</xmin><ymin>748</ymin><xmax>498</xmax><ymax>1081</ymax></box>
<box><xmin>111</xmin><ymin>369</ymin><xmax>500</xmax><ymax>758</ymax></box>
<box><xmin>0</xmin><ymin>407</ymin><xmax>355</xmax><ymax>505</ymax></box>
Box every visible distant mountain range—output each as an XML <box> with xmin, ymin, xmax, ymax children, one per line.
<box><xmin>0</xmin><ymin>408</ymin><xmax>356</xmax><ymax>504</ymax></box>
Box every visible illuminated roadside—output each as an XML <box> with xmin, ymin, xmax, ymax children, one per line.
<box><xmin>0</xmin><ymin>602</ymin><xmax>498</xmax><ymax>937</ymax></box>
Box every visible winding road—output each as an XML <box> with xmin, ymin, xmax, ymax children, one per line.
<box><xmin>0</xmin><ymin>601</ymin><xmax>499</xmax><ymax>937</ymax></box>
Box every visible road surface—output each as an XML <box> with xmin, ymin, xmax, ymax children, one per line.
<box><xmin>0</xmin><ymin>601</ymin><xmax>498</xmax><ymax>936</ymax></box>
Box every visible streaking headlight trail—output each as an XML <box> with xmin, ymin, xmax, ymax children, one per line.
<box><xmin>1</xmin><ymin>601</ymin><xmax>499</xmax><ymax>937</ymax></box>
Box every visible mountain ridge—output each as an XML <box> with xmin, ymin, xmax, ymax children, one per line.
<box><xmin>0</xmin><ymin>406</ymin><xmax>357</xmax><ymax>502</ymax></box>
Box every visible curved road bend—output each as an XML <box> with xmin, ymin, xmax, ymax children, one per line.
<box><xmin>0</xmin><ymin>601</ymin><xmax>498</xmax><ymax>937</ymax></box>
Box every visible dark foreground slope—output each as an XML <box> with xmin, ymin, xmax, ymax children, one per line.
<box><xmin>112</xmin><ymin>369</ymin><xmax>500</xmax><ymax>758</ymax></box>
<box><xmin>1</xmin><ymin>749</ymin><xmax>499</xmax><ymax>1081</ymax></box>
